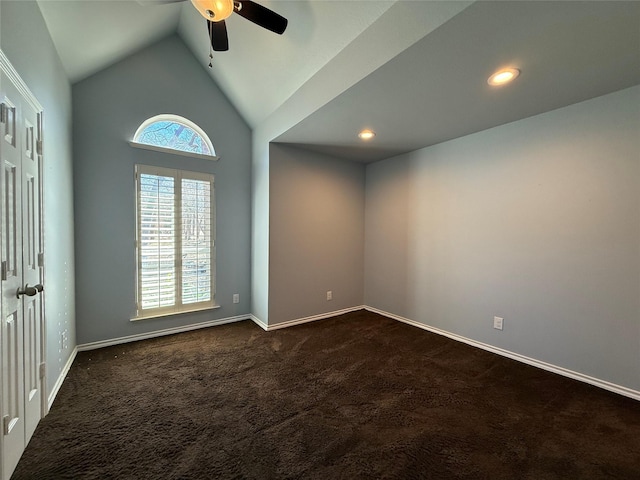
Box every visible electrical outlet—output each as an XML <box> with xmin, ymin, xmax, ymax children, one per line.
<box><xmin>493</xmin><ymin>316</ymin><xmax>504</xmax><ymax>331</ymax></box>
<box><xmin>233</xmin><ymin>294</ymin><xmax>240</xmax><ymax>304</ymax></box>
<box><xmin>326</xmin><ymin>291</ymin><xmax>333</xmax><ymax>301</ymax></box>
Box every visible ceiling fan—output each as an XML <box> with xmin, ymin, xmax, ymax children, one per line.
<box><xmin>140</xmin><ymin>0</ymin><xmax>288</xmax><ymax>53</ymax></box>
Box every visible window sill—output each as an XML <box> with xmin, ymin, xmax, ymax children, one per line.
<box><xmin>129</xmin><ymin>141</ymin><xmax>219</xmax><ymax>161</ymax></box>
<box><xmin>130</xmin><ymin>304</ymin><xmax>220</xmax><ymax>322</ymax></box>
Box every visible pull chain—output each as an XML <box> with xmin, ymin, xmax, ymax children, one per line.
<box><xmin>208</xmin><ymin>21</ymin><xmax>214</xmax><ymax>68</ymax></box>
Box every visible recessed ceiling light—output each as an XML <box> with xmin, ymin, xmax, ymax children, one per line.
<box><xmin>358</xmin><ymin>129</ymin><xmax>376</xmax><ymax>140</ymax></box>
<box><xmin>487</xmin><ymin>68</ymin><xmax>520</xmax><ymax>86</ymax></box>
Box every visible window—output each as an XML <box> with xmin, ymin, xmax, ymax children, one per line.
<box><xmin>131</xmin><ymin>114</ymin><xmax>217</xmax><ymax>160</ymax></box>
<box><xmin>134</xmin><ymin>165</ymin><xmax>216</xmax><ymax>319</ymax></box>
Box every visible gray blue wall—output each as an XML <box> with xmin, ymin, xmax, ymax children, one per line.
<box><xmin>72</xmin><ymin>35</ymin><xmax>251</xmax><ymax>344</ymax></box>
<box><xmin>0</xmin><ymin>0</ymin><xmax>76</xmax><ymax>395</ymax></box>
<box><xmin>4</xmin><ymin>1</ymin><xmax>636</xmax><ymax>398</ymax></box>
<box><xmin>250</xmin><ymin>129</ymin><xmax>270</xmax><ymax>324</ymax></box>
<box><xmin>365</xmin><ymin>86</ymin><xmax>640</xmax><ymax>391</ymax></box>
<box><xmin>249</xmin><ymin>1</ymin><xmax>469</xmax><ymax>326</ymax></box>
<box><xmin>269</xmin><ymin>144</ymin><xmax>365</xmax><ymax>324</ymax></box>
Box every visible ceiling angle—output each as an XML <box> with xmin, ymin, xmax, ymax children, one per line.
<box><xmin>140</xmin><ymin>0</ymin><xmax>288</xmax><ymax>60</ymax></box>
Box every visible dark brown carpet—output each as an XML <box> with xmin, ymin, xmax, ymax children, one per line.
<box><xmin>13</xmin><ymin>310</ymin><xmax>640</xmax><ymax>479</ymax></box>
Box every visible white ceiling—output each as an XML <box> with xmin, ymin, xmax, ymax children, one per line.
<box><xmin>37</xmin><ymin>1</ymin><xmax>640</xmax><ymax>162</ymax></box>
<box><xmin>178</xmin><ymin>0</ymin><xmax>395</xmax><ymax>127</ymax></box>
<box><xmin>38</xmin><ymin>0</ymin><xmax>396</xmax><ymax>127</ymax></box>
<box><xmin>38</xmin><ymin>0</ymin><xmax>183</xmax><ymax>82</ymax></box>
<box><xmin>276</xmin><ymin>0</ymin><xmax>640</xmax><ymax>161</ymax></box>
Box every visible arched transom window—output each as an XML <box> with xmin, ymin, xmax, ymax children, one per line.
<box><xmin>132</xmin><ymin>114</ymin><xmax>216</xmax><ymax>158</ymax></box>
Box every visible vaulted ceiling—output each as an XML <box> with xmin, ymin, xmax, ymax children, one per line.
<box><xmin>37</xmin><ymin>0</ymin><xmax>395</xmax><ymax>127</ymax></box>
<box><xmin>38</xmin><ymin>1</ymin><xmax>640</xmax><ymax>162</ymax></box>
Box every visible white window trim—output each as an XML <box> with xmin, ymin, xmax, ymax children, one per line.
<box><xmin>131</xmin><ymin>304</ymin><xmax>220</xmax><ymax>323</ymax></box>
<box><xmin>129</xmin><ymin>141</ymin><xmax>219</xmax><ymax>161</ymax></box>
<box><xmin>131</xmin><ymin>114</ymin><xmax>218</xmax><ymax>160</ymax></box>
<box><xmin>133</xmin><ymin>164</ymin><xmax>217</xmax><ymax>321</ymax></box>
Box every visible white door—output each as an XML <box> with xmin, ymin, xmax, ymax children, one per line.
<box><xmin>0</xmin><ymin>69</ymin><xmax>44</xmax><ymax>480</ymax></box>
<box><xmin>18</xmin><ymin>83</ymin><xmax>43</xmax><ymax>446</ymax></box>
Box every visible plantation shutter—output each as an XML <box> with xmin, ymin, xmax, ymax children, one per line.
<box><xmin>138</xmin><ymin>169</ymin><xmax>176</xmax><ymax>309</ymax></box>
<box><xmin>181</xmin><ymin>177</ymin><xmax>212</xmax><ymax>304</ymax></box>
<box><xmin>135</xmin><ymin>165</ymin><xmax>215</xmax><ymax>318</ymax></box>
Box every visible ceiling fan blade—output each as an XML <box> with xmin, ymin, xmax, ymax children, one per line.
<box><xmin>234</xmin><ymin>0</ymin><xmax>288</xmax><ymax>35</ymax></box>
<box><xmin>208</xmin><ymin>20</ymin><xmax>229</xmax><ymax>51</ymax></box>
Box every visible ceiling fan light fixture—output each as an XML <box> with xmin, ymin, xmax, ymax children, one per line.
<box><xmin>358</xmin><ymin>129</ymin><xmax>376</xmax><ymax>140</ymax></box>
<box><xmin>191</xmin><ymin>0</ymin><xmax>234</xmax><ymax>21</ymax></box>
<box><xmin>488</xmin><ymin>68</ymin><xmax>520</xmax><ymax>86</ymax></box>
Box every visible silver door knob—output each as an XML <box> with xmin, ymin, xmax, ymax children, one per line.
<box><xmin>16</xmin><ymin>284</ymin><xmax>44</xmax><ymax>298</ymax></box>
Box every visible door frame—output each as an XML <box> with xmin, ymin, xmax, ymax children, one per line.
<box><xmin>0</xmin><ymin>49</ymin><xmax>47</xmax><ymax>478</ymax></box>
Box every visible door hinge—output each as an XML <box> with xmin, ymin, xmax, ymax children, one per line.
<box><xmin>38</xmin><ymin>252</ymin><xmax>44</xmax><ymax>268</ymax></box>
<box><xmin>1</xmin><ymin>261</ymin><xmax>7</xmax><ymax>281</ymax></box>
<box><xmin>36</xmin><ymin>139</ymin><xmax>43</xmax><ymax>155</ymax></box>
<box><xmin>39</xmin><ymin>362</ymin><xmax>46</xmax><ymax>380</ymax></box>
<box><xmin>3</xmin><ymin>415</ymin><xmax>10</xmax><ymax>435</ymax></box>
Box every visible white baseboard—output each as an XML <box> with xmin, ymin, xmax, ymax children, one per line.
<box><xmin>48</xmin><ymin>346</ymin><xmax>78</xmax><ymax>410</ymax></box>
<box><xmin>251</xmin><ymin>314</ymin><xmax>268</xmax><ymax>331</ymax></box>
<box><xmin>49</xmin><ymin>315</ymin><xmax>251</xmax><ymax>409</ymax></box>
<box><xmin>51</xmin><ymin>306</ymin><xmax>640</xmax><ymax>405</ymax></box>
<box><xmin>365</xmin><ymin>306</ymin><xmax>640</xmax><ymax>402</ymax></box>
<box><xmin>253</xmin><ymin>305</ymin><xmax>366</xmax><ymax>331</ymax></box>
<box><xmin>77</xmin><ymin>314</ymin><xmax>251</xmax><ymax>351</ymax></box>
